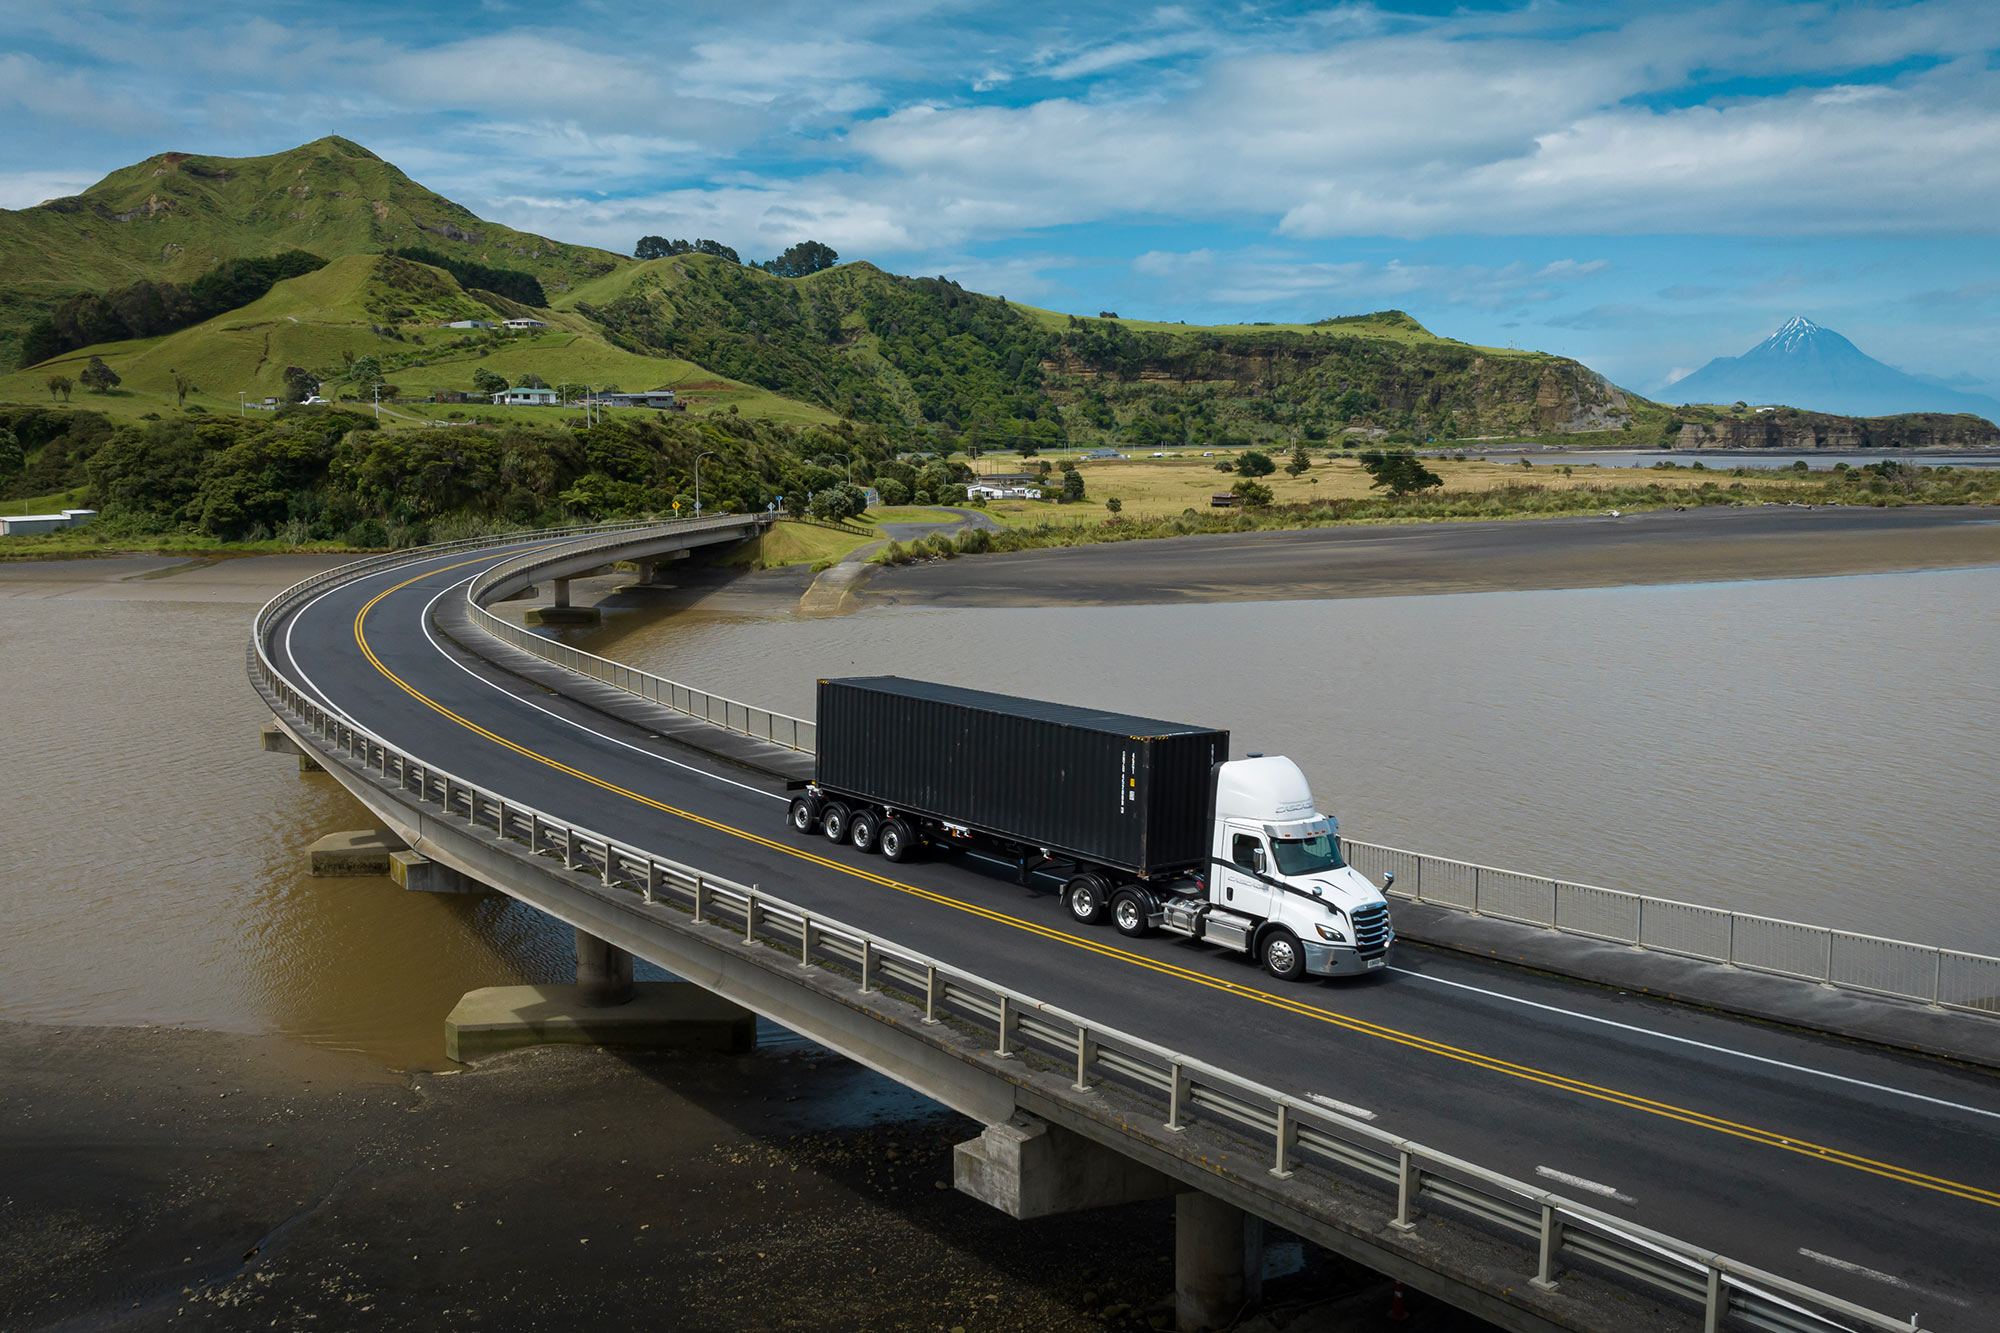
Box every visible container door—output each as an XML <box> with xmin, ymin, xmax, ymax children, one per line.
<box><xmin>1220</xmin><ymin>826</ymin><xmax>1276</xmax><ymax>919</ymax></box>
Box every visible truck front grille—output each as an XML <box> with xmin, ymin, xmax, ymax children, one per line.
<box><xmin>1352</xmin><ymin>903</ymin><xmax>1391</xmax><ymax>958</ymax></box>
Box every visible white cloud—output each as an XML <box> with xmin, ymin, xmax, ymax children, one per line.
<box><xmin>0</xmin><ymin>169</ymin><xmax>100</xmax><ymax>209</ymax></box>
<box><xmin>1128</xmin><ymin>249</ymin><xmax>1611</xmax><ymax>312</ymax></box>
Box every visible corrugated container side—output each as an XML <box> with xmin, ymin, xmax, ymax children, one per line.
<box><xmin>815</xmin><ymin>678</ymin><xmax>1226</xmax><ymax>877</ymax></box>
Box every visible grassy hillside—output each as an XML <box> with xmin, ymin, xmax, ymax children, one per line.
<box><xmin>573</xmin><ymin>255</ymin><xmax>1642</xmax><ymax>449</ymax></box>
<box><xmin>0</xmin><ymin>136</ymin><xmax>629</xmax><ymax>366</ymax></box>
<box><xmin>0</xmin><ymin>253</ymin><xmax>836</xmax><ymax>426</ymax></box>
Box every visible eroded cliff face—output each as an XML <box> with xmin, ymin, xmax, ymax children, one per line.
<box><xmin>1676</xmin><ymin>411</ymin><xmax>2000</xmax><ymax>450</ymax></box>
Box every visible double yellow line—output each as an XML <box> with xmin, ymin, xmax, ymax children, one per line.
<box><xmin>349</xmin><ymin>555</ymin><xmax>2000</xmax><ymax>1211</ymax></box>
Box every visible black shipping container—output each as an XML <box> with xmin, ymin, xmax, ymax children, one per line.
<box><xmin>815</xmin><ymin>677</ymin><xmax>1229</xmax><ymax>878</ymax></box>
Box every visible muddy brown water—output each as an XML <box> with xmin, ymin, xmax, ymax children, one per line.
<box><xmin>589</xmin><ymin>563</ymin><xmax>2000</xmax><ymax>955</ymax></box>
<box><xmin>1</xmin><ymin>544</ymin><xmax>1995</xmax><ymax>1072</ymax></box>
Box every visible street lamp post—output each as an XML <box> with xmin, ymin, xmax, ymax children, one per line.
<box><xmin>237</xmin><ymin>391</ymin><xmax>245</xmax><ymax>418</ymax></box>
<box><xmin>694</xmin><ymin>450</ymin><xmax>716</xmax><ymax>517</ymax></box>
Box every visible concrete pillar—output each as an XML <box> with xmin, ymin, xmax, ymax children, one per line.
<box><xmin>954</xmin><ymin>1116</ymin><xmax>1183</xmax><ymax>1219</ymax></box>
<box><xmin>575</xmin><ymin>928</ymin><xmax>634</xmax><ymax>1007</ymax></box>
<box><xmin>552</xmin><ymin>577</ymin><xmax>571</xmax><ymax>609</ymax></box>
<box><xmin>389</xmin><ymin>850</ymin><xmax>489</xmax><ymax>895</ymax></box>
<box><xmin>1176</xmin><ymin>1192</ymin><xmax>1264</xmax><ymax>1333</ymax></box>
<box><xmin>634</xmin><ymin>559</ymin><xmax>657</xmax><ymax>585</ymax></box>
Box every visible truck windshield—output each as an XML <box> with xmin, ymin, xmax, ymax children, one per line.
<box><xmin>1270</xmin><ymin>833</ymin><xmax>1344</xmax><ymax>877</ymax></box>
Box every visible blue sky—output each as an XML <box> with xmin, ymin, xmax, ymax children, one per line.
<box><xmin>4</xmin><ymin>0</ymin><xmax>1998</xmax><ymax>396</ymax></box>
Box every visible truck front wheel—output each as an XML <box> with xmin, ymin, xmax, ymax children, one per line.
<box><xmin>1066</xmin><ymin>874</ymin><xmax>1110</xmax><ymax>926</ymax></box>
<box><xmin>1112</xmin><ymin>890</ymin><xmax>1153</xmax><ymax>938</ymax></box>
<box><xmin>787</xmin><ymin>796</ymin><xmax>820</xmax><ymax>834</ymax></box>
<box><xmin>879</xmin><ymin>818</ymin><xmax>916</xmax><ymax>862</ymax></box>
<box><xmin>1261</xmin><ymin>929</ymin><xmax>1307</xmax><ymax>982</ymax></box>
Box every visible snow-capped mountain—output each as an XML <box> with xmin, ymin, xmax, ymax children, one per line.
<box><xmin>1667</xmin><ymin>317</ymin><xmax>2000</xmax><ymax>421</ymax></box>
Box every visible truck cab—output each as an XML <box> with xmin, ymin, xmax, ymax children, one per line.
<box><xmin>1204</xmin><ymin>756</ymin><xmax>1393</xmax><ymax>978</ymax></box>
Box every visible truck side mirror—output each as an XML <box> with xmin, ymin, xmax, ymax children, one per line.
<box><xmin>1253</xmin><ymin>847</ymin><xmax>1266</xmax><ymax>875</ymax></box>
<box><xmin>1383</xmin><ymin>871</ymin><xmax>1396</xmax><ymax>890</ymax></box>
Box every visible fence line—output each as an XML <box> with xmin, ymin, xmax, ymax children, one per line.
<box><xmin>460</xmin><ymin>517</ymin><xmax>816</xmax><ymax>753</ymax></box>
<box><xmin>1340</xmin><ymin>839</ymin><xmax>2000</xmax><ymax>1018</ymax></box>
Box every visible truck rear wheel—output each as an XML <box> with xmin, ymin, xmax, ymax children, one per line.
<box><xmin>821</xmin><ymin>802</ymin><xmax>851</xmax><ymax>843</ymax></box>
<box><xmin>1112</xmin><ymin>890</ymin><xmax>1153</xmax><ymax>938</ymax></box>
<box><xmin>1066</xmin><ymin>874</ymin><xmax>1110</xmax><ymax>926</ymax></box>
<box><xmin>1261</xmin><ymin>929</ymin><xmax>1307</xmax><ymax>982</ymax></box>
<box><xmin>787</xmin><ymin>796</ymin><xmax>820</xmax><ymax>834</ymax></box>
<box><xmin>849</xmin><ymin>810</ymin><xmax>879</xmax><ymax>853</ymax></box>
<box><xmin>879</xmin><ymin>818</ymin><xmax>916</xmax><ymax>862</ymax></box>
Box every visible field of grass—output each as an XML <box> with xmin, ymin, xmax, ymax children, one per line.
<box><xmin>710</xmin><ymin>519</ymin><xmax>877</xmax><ymax>570</ymax></box>
<box><xmin>960</xmin><ymin>455</ymin><xmax>1819</xmax><ymax>524</ymax></box>
<box><xmin>1011</xmin><ymin>302</ymin><xmax>1521</xmax><ymax>355</ymax></box>
<box><xmin>0</xmin><ymin>487</ymin><xmax>87</xmax><ymax>517</ymax></box>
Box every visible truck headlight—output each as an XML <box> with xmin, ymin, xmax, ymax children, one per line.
<box><xmin>1314</xmin><ymin>923</ymin><xmax>1347</xmax><ymax>943</ymax></box>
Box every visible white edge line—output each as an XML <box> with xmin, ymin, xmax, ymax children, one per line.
<box><xmin>1797</xmin><ymin>1247</ymin><xmax>1969</xmax><ymax>1307</ymax></box>
<box><xmin>1534</xmin><ymin>1165</ymin><xmax>1634</xmax><ymax>1204</ymax></box>
<box><xmin>1387</xmin><ymin>965</ymin><xmax>2000</xmax><ymax>1124</ymax></box>
<box><xmin>418</xmin><ymin>576</ymin><xmax>787</xmax><ymax>804</ymax></box>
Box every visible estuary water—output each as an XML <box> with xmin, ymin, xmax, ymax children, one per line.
<box><xmin>592</xmin><ymin>565</ymin><xmax>2000</xmax><ymax>954</ymax></box>
<box><xmin>1</xmin><ymin>552</ymin><xmax>1994</xmax><ymax>1069</ymax></box>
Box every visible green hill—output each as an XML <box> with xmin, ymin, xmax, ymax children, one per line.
<box><xmin>0</xmin><ymin>253</ymin><xmax>835</xmax><ymax>425</ymax></box>
<box><xmin>573</xmin><ymin>257</ymin><xmax>1642</xmax><ymax>447</ymax></box>
<box><xmin>0</xmin><ymin>136</ymin><xmax>627</xmax><ymax>367</ymax></box>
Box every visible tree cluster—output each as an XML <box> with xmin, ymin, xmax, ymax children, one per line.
<box><xmin>759</xmin><ymin>241</ymin><xmax>839</xmax><ymax>278</ymax></box>
<box><xmin>389</xmin><ymin>247</ymin><xmax>547</xmax><ymax>308</ymax></box>
<box><xmin>634</xmin><ymin>237</ymin><xmax>742</xmax><ymax>264</ymax></box>
<box><xmin>18</xmin><ymin>251</ymin><xmax>329</xmax><ymax>368</ymax></box>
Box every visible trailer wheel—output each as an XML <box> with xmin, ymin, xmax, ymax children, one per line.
<box><xmin>821</xmin><ymin>802</ymin><xmax>851</xmax><ymax>843</ymax></box>
<box><xmin>849</xmin><ymin>810</ymin><xmax>879</xmax><ymax>853</ymax></box>
<box><xmin>1261</xmin><ymin>929</ymin><xmax>1307</xmax><ymax>982</ymax></box>
<box><xmin>787</xmin><ymin>796</ymin><xmax>820</xmax><ymax>834</ymax></box>
<box><xmin>1066</xmin><ymin>874</ymin><xmax>1110</xmax><ymax>926</ymax></box>
<box><xmin>879</xmin><ymin>818</ymin><xmax>916</xmax><ymax>862</ymax></box>
<box><xmin>1112</xmin><ymin>890</ymin><xmax>1153</xmax><ymax>938</ymax></box>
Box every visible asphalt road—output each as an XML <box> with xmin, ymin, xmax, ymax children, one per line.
<box><xmin>265</xmin><ymin>534</ymin><xmax>2000</xmax><ymax>1329</ymax></box>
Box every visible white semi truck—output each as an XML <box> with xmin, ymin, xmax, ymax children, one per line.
<box><xmin>790</xmin><ymin>678</ymin><xmax>1394</xmax><ymax>980</ymax></box>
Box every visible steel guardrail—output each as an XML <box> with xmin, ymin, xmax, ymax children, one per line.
<box><xmin>251</xmin><ymin>533</ymin><xmax>1927</xmax><ymax>1333</ymax></box>
<box><xmin>461</xmin><ymin>517</ymin><xmax>816</xmax><ymax>753</ymax></box>
<box><xmin>1340</xmin><ymin>839</ymin><xmax>2000</xmax><ymax>1019</ymax></box>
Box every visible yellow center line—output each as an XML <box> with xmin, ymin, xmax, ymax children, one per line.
<box><xmin>347</xmin><ymin>555</ymin><xmax>2000</xmax><ymax>1211</ymax></box>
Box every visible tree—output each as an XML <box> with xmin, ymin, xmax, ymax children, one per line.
<box><xmin>1104</xmin><ymin>496</ymin><xmax>1122</xmax><ymax>515</ymax></box>
<box><xmin>1061</xmin><ymin>469</ymin><xmax>1085</xmax><ymax>502</ymax></box>
<box><xmin>1357</xmin><ymin>450</ymin><xmax>1443</xmax><ymax>497</ymax></box>
<box><xmin>876</xmin><ymin>477</ymin><xmax>911</xmax><ymax>506</ymax></box>
<box><xmin>760</xmin><ymin>240</ymin><xmax>839</xmax><ymax>278</ymax></box>
<box><xmin>1285</xmin><ymin>444</ymin><xmax>1311</xmax><ymax>477</ymax></box>
<box><xmin>1236</xmin><ymin>450</ymin><xmax>1276</xmax><ymax>477</ymax></box>
<box><xmin>471</xmin><ymin>367</ymin><xmax>508</xmax><ymax>396</ymax></box>
<box><xmin>635</xmin><ymin>235</ymin><xmax>670</xmax><ymax>260</ymax></box>
<box><xmin>172</xmin><ymin>368</ymin><xmax>195</xmax><ymax>408</ymax></box>
<box><xmin>347</xmin><ymin>356</ymin><xmax>385</xmax><ymax>394</ymax></box>
<box><xmin>517</xmin><ymin>372</ymin><xmax>549</xmax><ymax>389</ymax></box>
<box><xmin>47</xmin><ymin>374</ymin><xmax>72</xmax><ymax>402</ymax></box>
<box><xmin>283</xmin><ymin>366</ymin><xmax>317</xmax><ymax>403</ymax></box>
<box><xmin>1235</xmin><ymin>478</ymin><xmax>1274</xmax><ymax>508</ymax></box>
<box><xmin>0</xmin><ymin>428</ymin><xmax>21</xmax><ymax>479</ymax></box>
<box><xmin>77</xmin><ymin>356</ymin><xmax>120</xmax><ymax>394</ymax></box>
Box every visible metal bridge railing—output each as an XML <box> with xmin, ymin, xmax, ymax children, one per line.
<box><xmin>1341</xmin><ymin>839</ymin><xmax>2000</xmax><ymax>1018</ymax></box>
<box><xmin>251</xmin><ymin>536</ymin><xmax>1926</xmax><ymax>1333</ymax></box>
<box><xmin>461</xmin><ymin>518</ymin><xmax>817</xmax><ymax>754</ymax></box>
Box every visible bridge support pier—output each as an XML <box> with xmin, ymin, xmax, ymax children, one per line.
<box><xmin>953</xmin><ymin>1115</ymin><xmax>1183</xmax><ymax>1220</ymax></box>
<box><xmin>261</xmin><ymin>720</ymin><xmax>324</xmax><ymax>772</ymax></box>
<box><xmin>575</xmin><ymin>928</ymin><xmax>635</xmax><ymax>1007</ymax></box>
<box><xmin>525</xmin><ymin>576</ymin><xmax>600</xmax><ymax>626</ymax></box>
<box><xmin>1176</xmin><ymin>1191</ymin><xmax>1264</xmax><ymax>1333</ymax></box>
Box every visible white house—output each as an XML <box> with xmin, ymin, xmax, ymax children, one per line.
<box><xmin>968</xmin><ymin>484</ymin><xmax>1043</xmax><ymax>501</ymax></box>
<box><xmin>594</xmin><ymin>389</ymin><xmax>678</xmax><ymax>409</ymax></box>
<box><xmin>0</xmin><ymin>509</ymin><xmax>94</xmax><ymax>536</ymax></box>
<box><xmin>442</xmin><ymin>319</ymin><xmax>495</xmax><ymax>330</ymax></box>
<box><xmin>491</xmin><ymin>387</ymin><xmax>559</xmax><ymax>406</ymax></box>
<box><xmin>502</xmin><ymin>318</ymin><xmax>549</xmax><ymax>330</ymax></box>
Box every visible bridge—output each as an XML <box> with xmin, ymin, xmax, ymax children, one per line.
<box><xmin>252</xmin><ymin>518</ymin><xmax>1998</xmax><ymax>1333</ymax></box>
